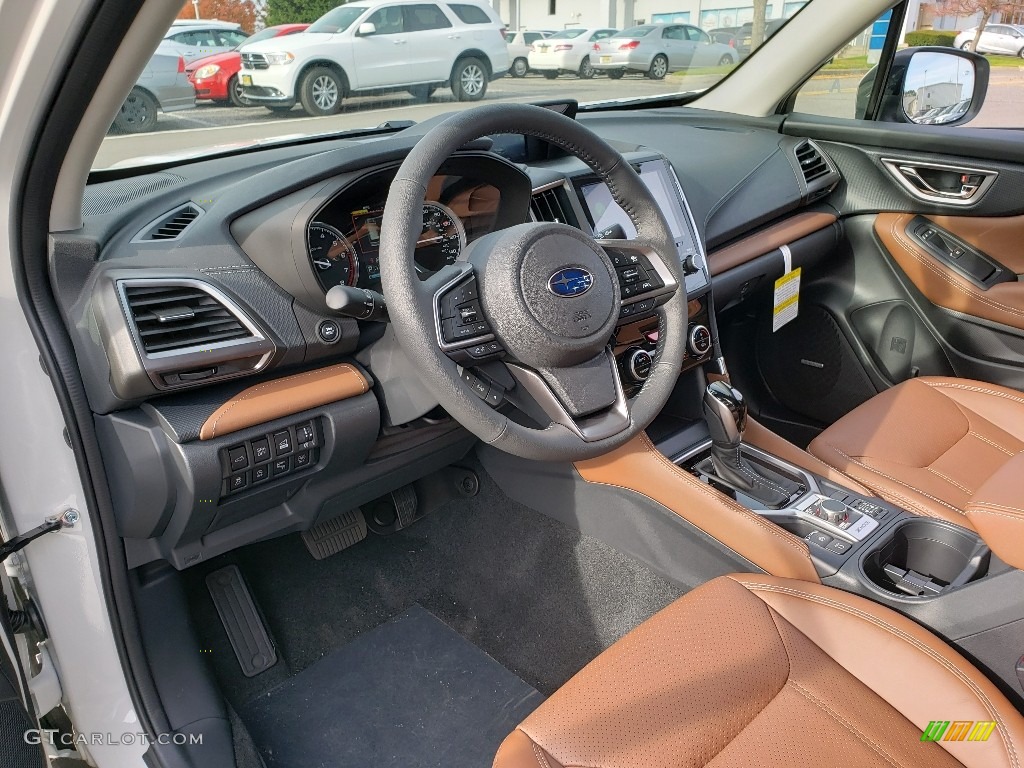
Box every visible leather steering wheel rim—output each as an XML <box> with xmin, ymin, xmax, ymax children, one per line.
<box><xmin>378</xmin><ymin>103</ymin><xmax>687</xmax><ymax>462</ymax></box>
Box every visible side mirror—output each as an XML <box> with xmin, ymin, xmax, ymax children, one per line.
<box><xmin>357</xmin><ymin>22</ymin><xmax>377</xmax><ymax>37</ymax></box>
<box><xmin>877</xmin><ymin>46</ymin><xmax>989</xmax><ymax>127</ymax></box>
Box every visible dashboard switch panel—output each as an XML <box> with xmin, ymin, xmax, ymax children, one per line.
<box><xmin>221</xmin><ymin>419</ymin><xmax>322</xmax><ymax>499</ymax></box>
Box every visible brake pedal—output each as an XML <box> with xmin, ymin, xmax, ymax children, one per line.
<box><xmin>206</xmin><ymin>565</ymin><xmax>277</xmax><ymax>677</ymax></box>
<box><xmin>301</xmin><ymin>508</ymin><xmax>367</xmax><ymax>560</ymax></box>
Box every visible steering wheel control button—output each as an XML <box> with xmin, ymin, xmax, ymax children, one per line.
<box><xmin>317</xmin><ymin>319</ymin><xmax>341</xmax><ymax>344</ymax></box>
<box><xmin>467</xmin><ymin>342</ymin><xmax>504</xmax><ymax>360</ymax></box>
<box><xmin>807</xmin><ymin>531</ymin><xmax>833</xmax><ymax>549</ymax></box>
<box><xmin>228</xmin><ymin>446</ymin><xmax>249</xmax><ymax>472</ymax></box>
<box><xmin>462</xmin><ymin>370</ymin><xmax>491</xmax><ymax>399</ymax></box>
<box><xmin>688</xmin><ymin>325</ymin><xmax>712</xmax><ymax>357</ymax></box>
<box><xmin>273</xmin><ymin>430</ymin><xmax>293</xmax><ymax>457</ymax></box>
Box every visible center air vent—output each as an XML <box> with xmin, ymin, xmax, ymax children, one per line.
<box><xmin>123</xmin><ymin>282</ymin><xmax>254</xmax><ymax>354</ymax></box>
<box><xmin>134</xmin><ymin>203</ymin><xmax>204</xmax><ymax>242</ymax></box>
<box><xmin>530</xmin><ymin>185</ymin><xmax>571</xmax><ymax>224</ymax></box>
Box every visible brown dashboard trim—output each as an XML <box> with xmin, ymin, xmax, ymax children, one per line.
<box><xmin>199</xmin><ymin>363</ymin><xmax>369</xmax><ymax>441</ymax></box>
<box><xmin>574</xmin><ymin>432</ymin><xmax>820</xmax><ymax>582</ymax></box>
<box><xmin>708</xmin><ymin>212</ymin><xmax>838</xmax><ymax>276</ymax></box>
<box><xmin>876</xmin><ymin>213</ymin><xmax>1024</xmax><ymax>332</ymax></box>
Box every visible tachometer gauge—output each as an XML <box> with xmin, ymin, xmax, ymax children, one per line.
<box><xmin>308</xmin><ymin>223</ymin><xmax>359</xmax><ymax>289</ymax></box>
<box><xmin>416</xmin><ymin>202</ymin><xmax>466</xmax><ymax>273</ymax></box>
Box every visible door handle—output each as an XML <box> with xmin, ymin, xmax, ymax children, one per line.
<box><xmin>881</xmin><ymin>158</ymin><xmax>998</xmax><ymax>207</ymax></box>
<box><xmin>447</xmin><ymin>34</ymin><xmax>461</xmax><ymax>40</ymax></box>
<box><xmin>393</xmin><ymin>39</ymin><xmax>407</xmax><ymax>45</ymax></box>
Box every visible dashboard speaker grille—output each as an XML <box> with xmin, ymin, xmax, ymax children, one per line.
<box><xmin>124</xmin><ymin>283</ymin><xmax>253</xmax><ymax>354</ymax></box>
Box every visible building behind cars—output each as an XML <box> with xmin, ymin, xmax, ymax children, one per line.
<box><xmin>239</xmin><ymin>0</ymin><xmax>510</xmax><ymax>116</ymax></box>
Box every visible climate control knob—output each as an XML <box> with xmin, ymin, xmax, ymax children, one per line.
<box><xmin>688</xmin><ymin>324</ymin><xmax>712</xmax><ymax>357</ymax></box>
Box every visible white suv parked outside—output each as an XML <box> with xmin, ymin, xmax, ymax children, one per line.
<box><xmin>239</xmin><ymin>0</ymin><xmax>510</xmax><ymax>115</ymax></box>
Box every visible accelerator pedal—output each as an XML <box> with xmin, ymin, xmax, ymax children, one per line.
<box><xmin>205</xmin><ymin>565</ymin><xmax>277</xmax><ymax>677</ymax></box>
<box><xmin>301</xmin><ymin>508</ymin><xmax>367</xmax><ymax>560</ymax></box>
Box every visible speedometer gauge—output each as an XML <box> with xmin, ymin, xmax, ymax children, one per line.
<box><xmin>416</xmin><ymin>202</ymin><xmax>466</xmax><ymax>273</ymax></box>
<box><xmin>309</xmin><ymin>223</ymin><xmax>359</xmax><ymax>289</ymax></box>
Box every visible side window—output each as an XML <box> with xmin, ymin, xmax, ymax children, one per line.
<box><xmin>663</xmin><ymin>26</ymin><xmax>684</xmax><ymax>41</ymax></box>
<box><xmin>404</xmin><ymin>4</ymin><xmax>453</xmax><ymax>32</ymax></box>
<box><xmin>448</xmin><ymin>4</ymin><xmax>491</xmax><ymax>24</ymax></box>
<box><xmin>589</xmin><ymin>30</ymin><xmax>614</xmax><ymax>42</ymax></box>
<box><xmin>217</xmin><ymin>30</ymin><xmax>248</xmax><ymax>46</ymax></box>
<box><xmin>794</xmin><ymin>11</ymin><xmax>1014</xmax><ymax>129</ymax></box>
<box><xmin>687</xmin><ymin>27</ymin><xmax>711</xmax><ymax>44</ymax></box>
<box><xmin>366</xmin><ymin>7</ymin><xmax>405</xmax><ymax>35</ymax></box>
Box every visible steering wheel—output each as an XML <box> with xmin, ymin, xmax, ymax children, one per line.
<box><xmin>378</xmin><ymin>104</ymin><xmax>687</xmax><ymax>461</ymax></box>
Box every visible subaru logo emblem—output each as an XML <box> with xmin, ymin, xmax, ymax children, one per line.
<box><xmin>548</xmin><ymin>267</ymin><xmax>593</xmax><ymax>298</ymax></box>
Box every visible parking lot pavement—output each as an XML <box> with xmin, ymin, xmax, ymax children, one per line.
<box><xmin>94</xmin><ymin>73</ymin><xmax>706</xmax><ymax>168</ymax></box>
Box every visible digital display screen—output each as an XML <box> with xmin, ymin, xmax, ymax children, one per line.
<box><xmin>580</xmin><ymin>161</ymin><xmax>689</xmax><ymax>241</ymax></box>
<box><xmin>350</xmin><ymin>208</ymin><xmax>383</xmax><ymax>282</ymax></box>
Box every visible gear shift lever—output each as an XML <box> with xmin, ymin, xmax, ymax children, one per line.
<box><xmin>702</xmin><ymin>382</ymin><xmax>798</xmax><ymax>508</ymax></box>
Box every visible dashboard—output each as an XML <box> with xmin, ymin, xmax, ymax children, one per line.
<box><xmin>60</xmin><ymin>110</ymin><xmax>842</xmax><ymax>570</ymax></box>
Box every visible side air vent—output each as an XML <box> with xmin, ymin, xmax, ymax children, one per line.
<box><xmin>530</xmin><ymin>185</ymin><xmax>571</xmax><ymax>224</ymax></box>
<box><xmin>133</xmin><ymin>203</ymin><xmax>204</xmax><ymax>242</ymax></box>
<box><xmin>796</xmin><ymin>141</ymin><xmax>831</xmax><ymax>184</ymax></box>
<box><xmin>123</xmin><ymin>282</ymin><xmax>254</xmax><ymax>354</ymax></box>
<box><xmin>792</xmin><ymin>140</ymin><xmax>840</xmax><ymax>203</ymax></box>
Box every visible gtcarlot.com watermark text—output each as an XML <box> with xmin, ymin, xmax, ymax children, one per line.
<box><xmin>25</xmin><ymin>730</ymin><xmax>202</xmax><ymax>747</ymax></box>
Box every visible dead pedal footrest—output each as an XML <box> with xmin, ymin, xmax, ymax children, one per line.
<box><xmin>301</xmin><ymin>508</ymin><xmax>367</xmax><ymax>560</ymax></box>
<box><xmin>205</xmin><ymin>564</ymin><xmax>278</xmax><ymax>677</ymax></box>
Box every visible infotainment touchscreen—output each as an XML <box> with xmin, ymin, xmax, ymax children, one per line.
<box><xmin>580</xmin><ymin>161</ymin><xmax>688</xmax><ymax>241</ymax></box>
<box><xmin>579</xmin><ymin>160</ymin><xmax>709</xmax><ymax>294</ymax></box>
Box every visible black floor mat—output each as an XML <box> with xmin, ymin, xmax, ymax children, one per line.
<box><xmin>242</xmin><ymin>604</ymin><xmax>544</xmax><ymax>768</ymax></box>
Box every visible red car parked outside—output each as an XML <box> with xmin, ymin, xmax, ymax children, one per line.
<box><xmin>187</xmin><ymin>23</ymin><xmax>309</xmax><ymax>107</ymax></box>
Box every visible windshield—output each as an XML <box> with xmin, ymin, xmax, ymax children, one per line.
<box><xmin>307</xmin><ymin>6</ymin><xmax>366</xmax><ymax>35</ymax></box>
<box><xmin>94</xmin><ymin>4</ymin><xmax>804</xmax><ymax>171</ymax></box>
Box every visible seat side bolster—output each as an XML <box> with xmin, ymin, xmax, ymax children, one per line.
<box><xmin>493</xmin><ymin>729</ymin><xmax>564</xmax><ymax>768</ymax></box>
<box><xmin>966</xmin><ymin>452</ymin><xmax>1024</xmax><ymax>570</ymax></box>
<box><xmin>730</xmin><ymin>574</ymin><xmax>1024</xmax><ymax>768</ymax></box>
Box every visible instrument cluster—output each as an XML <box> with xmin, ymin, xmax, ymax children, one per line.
<box><xmin>308</xmin><ymin>169</ymin><xmax>501</xmax><ymax>292</ymax></box>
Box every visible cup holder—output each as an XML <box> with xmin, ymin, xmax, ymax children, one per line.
<box><xmin>861</xmin><ymin>519</ymin><xmax>989</xmax><ymax>598</ymax></box>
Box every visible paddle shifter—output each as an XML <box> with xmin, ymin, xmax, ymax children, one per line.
<box><xmin>702</xmin><ymin>381</ymin><xmax>799</xmax><ymax>508</ymax></box>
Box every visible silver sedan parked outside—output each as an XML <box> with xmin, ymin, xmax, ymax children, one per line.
<box><xmin>110</xmin><ymin>44</ymin><xmax>195</xmax><ymax>134</ymax></box>
<box><xmin>593</xmin><ymin>23</ymin><xmax>739</xmax><ymax>80</ymax></box>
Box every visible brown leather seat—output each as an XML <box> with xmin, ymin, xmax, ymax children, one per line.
<box><xmin>808</xmin><ymin>376</ymin><xmax>1024</xmax><ymax>530</ymax></box>
<box><xmin>494</xmin><ymin>574</ymin><xmax>1024</xmax><ymax>768</ymax></box>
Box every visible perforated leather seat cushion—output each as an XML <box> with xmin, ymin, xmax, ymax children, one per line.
<box><xmin>494</xmin><ymin>574</ymin><xmax>1024</xmax><ymax>768</ymax></box>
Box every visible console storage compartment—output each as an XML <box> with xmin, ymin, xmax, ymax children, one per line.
<box><xmin>861</xmin><ymin>519</ymin><xmax>989</xmax><ymax>598</ymax></box>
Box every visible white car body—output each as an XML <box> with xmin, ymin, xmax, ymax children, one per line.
<box><xmin>238</xmin><ymin>0</ymin><xmax>509</xmax><ymax>112</ymax></box>
<box><xmin>527</xmin><ymin>28</ymin><xmax>619</xmax><ymax>78</ymax></box>
<box><xmin>592</xmin><ymin>23</ymin><xmax>739</xmax><ymax>78</ymax></box>
<box><xmin>955</xmin><ymin>24</ymin><xmax>1024</xmax><ymax>56</ymax></box>
<box><xmin>505</xmin><ymin>30</ymin><xmax>552</xmax><ymax>76</ymax></box>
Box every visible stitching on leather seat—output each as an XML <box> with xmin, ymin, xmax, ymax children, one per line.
<box><xmin>736</xmin><ymin>579</ymin><xmax>1019</xmax><ymax>768</ymax></box>
<box><xmin>925</xmin><ymin>467</ymin><xmax>974</xmax><ymax>495</ymax></box>
<box><xmin>787</xmin><ymin>680</ymin><xmax>903</xmax><ymax>768</ymax></box>
<box><xmin>969</xmin><ymin>503</ymin><xmax>1024</xmax><ymax>519</ymax></box>
<box><xmin>822</xmin><ymin>444</ymin><xmax>965</xmax><ymax>515</ymax></box>
<box><xmin>531</xmin><ymin>741</ymin><xmax>553</xmax><ymax>768</ymax></box>
<box><xmin>924</xmin><ymin>380</ymin><xmax>1024</xmax><ymax>407</ymax></box>
<box><xmin>636</xmin><ymin>434</ymin><xmax>815</xmax><ymax>563</ymax></box>
<box><xmin>970</xmin><ymin>431</ymin><xmax>1017</xmax><ymax>456</ymax></box>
